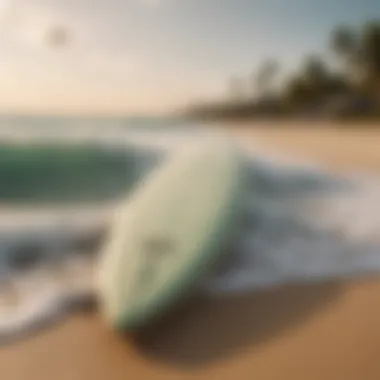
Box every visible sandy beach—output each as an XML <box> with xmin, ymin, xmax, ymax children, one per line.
<box><xmin>2</xmin><ymin>123</ymin><xmax>380</xmax><ymax>380</ymax></box>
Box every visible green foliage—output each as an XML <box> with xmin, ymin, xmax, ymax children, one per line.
<box><xmin>330</xmin><ymin>24</ymin><xmax>358</xmax><ymax>58</ymax></box>
<box><xmin>331</xmin><ymin>20</ymin><xmax>380</xmax><ymax>94</ymax></box>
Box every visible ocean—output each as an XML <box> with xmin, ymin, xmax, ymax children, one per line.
<box><xmin>1</xmin><ymin>115</ymin><xmax>380</xmax><ymax>343</ymax></box>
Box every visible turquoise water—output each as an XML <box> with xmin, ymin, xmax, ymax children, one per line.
<box><xmin>0</xmin><ymin>144</ymin><xmax>137</xmax><ymax>203</ymax></box>
<box><xmin>0</xmin><ymin>115</ymin><xmax>196</xmax><ymax>204</ymax></box>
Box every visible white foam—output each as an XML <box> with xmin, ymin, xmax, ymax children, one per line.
<box><xmin>202</xmin><ymin>156</ymin><xmax>380</xmax><ymax>295</ymax></box>
<box><xmin>0</xmin><ymin>259</ymin><xmax>96</xmax><ymax>343</ymax></box>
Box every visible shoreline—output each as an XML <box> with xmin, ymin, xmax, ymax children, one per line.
<box><xmin>2</xmin><ymin>124</ymin><xmax>380</xmax><ymax>379</ymax></box>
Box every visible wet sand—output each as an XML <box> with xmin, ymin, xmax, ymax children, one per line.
<box><xmin>2</xmin><ymin>123</ymin><xmax>380</xmax><ymax>380</ymax></box>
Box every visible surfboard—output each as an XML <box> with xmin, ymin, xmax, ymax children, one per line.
<box><xmin>97</xmin><ymin>138</ymin><xmax>245</xmax><ymax>331</ymax></box>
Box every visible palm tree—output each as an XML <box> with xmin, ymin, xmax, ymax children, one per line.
<box><xmin>331</xmin><ymin>20</ymin><xmax>380</xmax><ymax>94</ymax></box>
<box><xmin>285</xmin><ymin>55</ymin><xmax>348</xmax><ymax>109</ymax></box>
<box><xmin>330</xmin><ymin>24</ymin><xmax>360</xmax><ymax>82</ymax></box>
<box><xmin>360</xmin><ymin>21</ymin><xmax>380</xmax><ymax>94</ymax></box>
<box><xmin>228</xmin><ymin>76</ymin><xmax>245</xmax><ymax>103</ymax></box>
<box><xmin>255</xmin><ymin>58</ymin><xmax>279</xmax><ymax>98</ymax></box>
<box><xmin>331</xmin><ymin>24</ymin><xmax>358</xmax><ymax>57</ymax></box>
<box><xmin>302</xmin><ymin>55</ymin><xmax>329</xmax><ymax>84</ymax></box>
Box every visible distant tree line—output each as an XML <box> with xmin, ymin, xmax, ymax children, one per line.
<box><xmin>187</xmin><ymin>19</ymin><xmax>380</xmax><ymax>121</ymax></box>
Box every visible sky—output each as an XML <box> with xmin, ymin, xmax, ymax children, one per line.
<box><xmin>0</xmin><ymin>0</ymin><xmax>378</xmax><ymax>116</ymax></box>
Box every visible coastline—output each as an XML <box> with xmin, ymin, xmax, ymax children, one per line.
<box><xmin>2</xmin><ymin>123</ymin><xmax>380</xmax><ymax>379</ymax></box>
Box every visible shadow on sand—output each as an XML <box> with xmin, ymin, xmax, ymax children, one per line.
<box><xmin>132</xmin><ymin>280</ymin><xmax>343</xmax><ymax>369</ymax></box>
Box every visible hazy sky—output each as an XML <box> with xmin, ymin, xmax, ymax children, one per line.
<box><xmin>0</xmin><ymin>0</ymin><xmax>378</xmax><ymax>115</ymax></box>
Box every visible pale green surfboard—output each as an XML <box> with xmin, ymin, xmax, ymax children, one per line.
<box><xmin>97</xmin><ymin>138</ymin><xmax>245</xmax><ymax>331</ymax></box>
